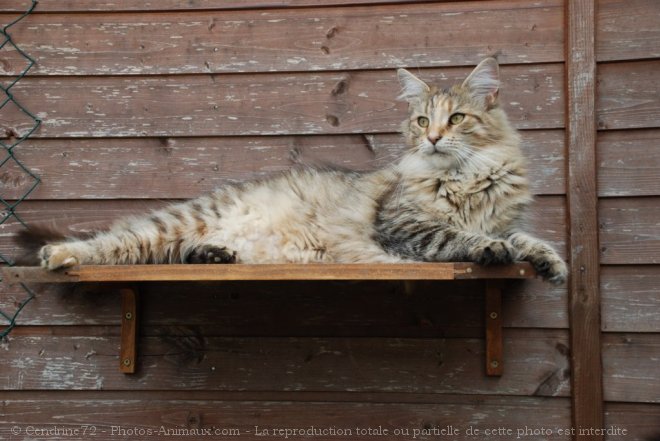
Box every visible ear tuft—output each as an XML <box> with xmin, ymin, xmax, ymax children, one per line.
<box><xmin>462</xmin><ymin>58</ymin><xmax>500</xmax><ymax>108</ymax></box>
<box><xmin>397</xmin><ymin>68</ymin><xmax>430</xmax><ymax>101</ymax></box>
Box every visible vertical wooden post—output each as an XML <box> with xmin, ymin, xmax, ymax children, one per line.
<box><xmin>119</xmin><ymin>287</ymin><xmax>138</xmax><ymax>374</ymax></box>
<box><xmin>485</xmin><ymin>281</ymin><xmax>503</xmax><ymax>377</ymax></box>
<box><xmin>566</xmin><ymin>0</ymin><xmax>604</xmax><ymax>437</ymax></box>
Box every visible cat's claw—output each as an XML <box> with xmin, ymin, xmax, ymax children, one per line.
<box><xmin>472</xmin><ymin>239</ymin><xmax>517</xmax><ymax>266</ymax></box>
<box><xmin>39</xmin><ymin>244</ymin><xmax>79</xmax><ymax>271</ymax></box>
<box><xmin>186</xmin><ymin>245</ymin><xmax>237</xmax><ymax>264</ymax></box>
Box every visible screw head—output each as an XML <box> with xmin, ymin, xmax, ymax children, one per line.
<box><xmin>466</xmin><ymin>267</ymin><xmax>473</xmax><ymax>273</ymax></box>
<box><xmin>519</xmin><ymin>269</ymin><xmax>526</xmax><ymax>276</ymax></box>
<box><xmin>125</xmin><ymin>312</ymin><xmax>133</xmax><ymax>320</ymax></box>
<box><xmin>490</xmin><ymin>360</ymin><xmax>499</xmax><ymax>368</ymax></box>
<box><xmin>123</xmin><ymin>358</ymin><xmax>131</xmax><ymax>367</ymax></box>
<box><xmin>490</xmin><ymin>312</ymin><xmax>498</xmax><ymax>320</ymax></box>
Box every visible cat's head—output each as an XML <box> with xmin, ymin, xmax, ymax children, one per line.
<box><xmin>397</xmin><ymin>58</ymin><xmax>518</xmax><ymax>170</ymax></box>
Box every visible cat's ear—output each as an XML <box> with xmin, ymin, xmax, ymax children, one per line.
<box><xmin>397</xmin><ymin>68</ymin><xmax>430</xmax><ymax>101</ymax></box>
<box><xmin>462</xmin><ymin>58</ymin><xmax>500</xmax><ymax>109</ymax></box>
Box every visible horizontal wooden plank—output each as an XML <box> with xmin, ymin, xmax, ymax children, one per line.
<box><xmin>0</xmin><ymin>388</ymin><xmax>566</xmax><ymax>403</ymax></box>
<box><xmin>599</xmin><ymin>197</ymin><xmax>660</xmax><ymax>264</ymax></box>
<box><xmin>453</xmin><ymin>262</ymin><xmax>535</xmax><ymax>280</ymax></box>
<box><xmin>598</xmin><ymin>129</ymin><xmax>660</xmax><ymax>197</ymax></box>
<box><xmin>2</xmin><ymin>262</ymin><xmax>536</xmax><ymax>283</ymax></box>
<box><xmin>0</xmin><ymin>393</ymin><xmax>571</xmax><ymax>441</ymax></box>
<box><xmin>601</xmin><ymin>266</ymin><xmax>660</xmax><ymax>333</ymax></box>
<box><xmin>0</xmin><ymin>329</ymin><xmax>571</xmax><ymax>395</ymax></box>
<box><xmin>603</xmin><ymin>333</ymin><xmax>660</xmax><ymax>403</ymax></box>
<box><xmin>605</xmin><ymin>402</ymin><xmax>660</xmax><ymax>441</ymax></box>
<box><xmin>0</xmin><ymin>276</ymin><xmax>567</xmax><ymax>331</ymax></box>
<box><xmin>0</xmin><ymin>0</ymin><xmax>457</xmax><ymax>12</ymax></box>
<box><xmin>2</xmin><ymin>65</ymin><xmax>565</xmax><ymax>138</ymax></box>
<box><xmin>3</xmin><ymin>131</ymin><xmax>566</xmax><ymax>200</ymax></box>
<box><xmin>596</xmin><ymin>0</ymin><xmax>660</xmax><ymax>62</ymax></box>
<box><xmin>1</xmin><ymin>2</ymin><xmax>563</xmax><ymax>76</ymax></box>
<box><xmin>597</xmin><ymin>60</ymin><xmax>660</xmax><ymax>131</ymax></box>
<box><xmin>0</xmin><ymin>197</ymin><xmax>567</xmax><ymax>262</ymax></box>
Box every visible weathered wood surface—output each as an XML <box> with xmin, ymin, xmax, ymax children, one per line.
<box><xmin>596</xmin><ymin>0</ymin><xmax>660</xmax><ymax>62</ymax></box>
<box><xmin>584</xmin><ymin>5</ymin><xmax>659</xmax><ymax>421</ymax></box>
<box><xmin>0</xmin><ymin>330</ymin><xmax>654</xmax><ymax>404</ymax></box>
<box><xmin>566</xmin><ymin>0</ymin><xmax>603</xmax><ymax>436</ymax></box>
<box><xmin>2</xmin><ymin>131</ymin><xmax>566</xmax><ymax>200</ymax></box>
<box><xmin>597</xmin><ymin>129</ymin><xmax>660</xmax><ymax>197</ymax></box>
<box><xmin>0</xmin><ymin>0</ymin><xmax>529</xmax><ymax>12</ymax></box>
<box><xmin>1</xmin><ymin>1</ymin><xmax>563</xmax><ymax>76</ymax></box>
<box><xmin>597</xmin><ymin>60</ymin><xmax>660</xmax><ymax>131</ymax></box>
<box><xmin>0</xmin><ymin>197</ymin><xmax>567</xmax><ymax>259</ymax></box>
<box><xmin>0</xmin><ymin>278</ymin><xmax>567</xmax><ymax>332</ymax></box>
<box><xmin>0</xmin><ymin>393</ymin><xmax>571</xmax><ymax>441</ymax></box>
<box><xmin>4</xmin><ymin>0</ymin><xmax>658</xmax><ymax>434</ymax></box>
<box><xmin>599</xmin><ymin>197</ymin><xmax>660</xmax><ymax>265</ymax></box>
<box><xmin>602</xmin><ymin>333</ymin><xmax>660</xmax><ymax>403</ymax></box>
<box><xmin>601</xmin><ymin>266</ymin><xmax>660</xmax><ymax>333</ymax></box>
<box><xmin>3</xmin><ymin>262</ymin><xmax>535</xmax><ymax>284</ymax></box>
<box><xmin>605</xmin><ymin>402</ymin><xmax>660</xmax><ymax>441</ymax></box>
<box><xmin>0</xmin><ymin>329</ymin><xmax>571</xmax><ymax>395</ymax></box>
<box><xmin>2</xmin><ymin>64</ymin><xmax>565</xmax><ymax>138</ymax></box>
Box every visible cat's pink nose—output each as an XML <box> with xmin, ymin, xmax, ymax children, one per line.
<box><xmin>427</xmin><ymin>134</ymin><xmax>442</xmax><ymax>145</ymax></box>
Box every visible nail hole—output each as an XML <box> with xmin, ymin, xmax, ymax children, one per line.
<box><xmin>325</xmin><ymin>114</ymin><xmax>339</xmax><ymax>127</ymax></box>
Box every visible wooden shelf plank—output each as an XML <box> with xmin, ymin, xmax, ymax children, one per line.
<box><xmin>2</xmin><ymin>262</ymin><xmax>535</xmax><ymax>284</ymax></box>
<box><xmin>1</xmin><ymin>262</ymin><xmax>536</xmax><ymax>377</ymax></box>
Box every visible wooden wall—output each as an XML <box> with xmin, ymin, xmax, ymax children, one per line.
<box><xmin>0</xmin><ymin>1</ymin><xmax>657</xmax><ymax>440</ymax></box>
<box><xmin>595</xmin><ymin>0</ymin><xmax>660</xmax><ymax>438</ymax></box>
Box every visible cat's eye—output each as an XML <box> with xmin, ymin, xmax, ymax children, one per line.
<box><xmin>417</xmin><ymin>116</ymin><xmax>429</xmax><ymax>128</ymax></box>
<box><xmin>449</xmin><ymin>113</ymin><xmax>465</xmax><ymax>125</ymax></box>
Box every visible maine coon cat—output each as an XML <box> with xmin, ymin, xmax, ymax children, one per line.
<box><xmin>27</xmin><ymin>58</ymin><xmax>567</xmax><ymax>284</ymax></box>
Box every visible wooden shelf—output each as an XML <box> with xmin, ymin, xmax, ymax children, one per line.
<box><xmin>2</xmin><ymin>262</ymin><xmax>537</xmax><ymax>377</ymax></box>
<box><xmin>3</xmin><ymin>262</ymin><xmax>535</xmax><ymax>283</ymax></box>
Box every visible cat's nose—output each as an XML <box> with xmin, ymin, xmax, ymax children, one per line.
<box><xmin>427</xmin><ymin>134</ymin><xmax>442</xmax><ymax>145</ymax></box>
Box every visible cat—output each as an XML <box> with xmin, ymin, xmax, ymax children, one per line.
<box><xmin>22</xmin><ymin>58</ymin><xmax>567</xmax><ymax>284</ymax></box>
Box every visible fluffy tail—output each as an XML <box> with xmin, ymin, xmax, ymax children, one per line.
<box><xmin>12</xmin><ymin>225</ymin><xmax>74</xmax><ymax>266</ymax></box>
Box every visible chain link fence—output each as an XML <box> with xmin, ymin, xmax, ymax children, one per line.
<box><xmin>1</xmin><ymin>0</ymin><xmax>41</xmax><ymax>338</ymax></box>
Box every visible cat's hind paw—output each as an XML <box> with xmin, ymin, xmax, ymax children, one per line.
<box><xmin>472</xmin><ymin>239</ymin><xmax>517</xmax><ymax>266</ymax></box>
<box><xmin>39</xmin><ymin>244</ymin><xmax>79</xmax><ymax>271</ymax></box>
<box><xmin>186</xmin><ymin>245</ymin><xmax>237</xmax><ymax>264</ymax></box>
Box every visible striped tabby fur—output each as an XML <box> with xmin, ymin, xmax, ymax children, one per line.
<box><xmin>33</xmin><ymin>58</ymin><xmax>567</xmax><ymax>284</ymax></box>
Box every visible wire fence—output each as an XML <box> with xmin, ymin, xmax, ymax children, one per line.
<box><xmin>0</xmin><ymin>0</ymin><xmax>41</xmax><ymax>339</ymax></box>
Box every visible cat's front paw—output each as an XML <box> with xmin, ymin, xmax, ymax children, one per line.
<box><xmin>39</xmin><ymin>244</ymin><xmax>79</xmax><ymax>271</ymax></box>
<box><xmin>531</xmin><ymin>254</ymin><xmax>568</xmax><ymax>285</ymax></box>
<box><xmin>186</xmin><ymin>245</ymin><xmax>237</xmax><ymax>264</ymax></box>
<box><xmin>471</xmin><ymin>239</ymin><xmax>517</xmax><ymax>266</ymax></box>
